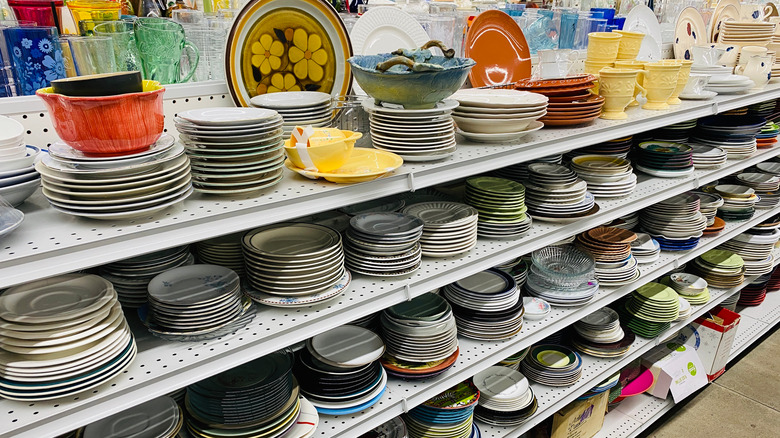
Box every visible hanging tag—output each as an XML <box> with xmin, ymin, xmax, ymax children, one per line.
<box><xmin>292</xmin><ymin>126</ymin><xmax>318</xmax><ymax>172</ymax></box>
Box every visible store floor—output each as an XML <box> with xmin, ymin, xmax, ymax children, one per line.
<box><xmin>642</xmin><ymin>325</ymin><xmax>780</xmax><ymax>438</ymax></box>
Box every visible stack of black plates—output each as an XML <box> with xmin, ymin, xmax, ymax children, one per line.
<box><xmin>344</xmin><ymin>212</ymin><xmax>424</xmax><ymax>277</ymax></box>
<box><xmin>634</xmin><ymin>141</ymin><xmax>693</xmax><ymax>178</ymax></box>
<box><xmin>185</xmin><ymin>351</ymin><xmax>303</xmax><ymax>438</ymax></box>
<box><xmin>520</xmin><ymin>344</ymin><xmax>583</xmax><ymax>386</ymax></box>
<box><xmin>297</xmin><ymin>325</ymin><xmax>388</xmax><ymax>415</ymax></box>
<box><xmin>571</xmin><ymin>307</ymin><xmax>635</xmax><ymax>358</ymax></box>
<box><xmin>443</xmin><ymin>268</ymin><xmax>523</xmax><ymax>340</ymax></box>
<box><xmin>653</xmin><ymin>119</ymin><xmax>698</xmax><ymax>142</ymax></box>
<box><xmin>473</xmin><ymin>366</ymin><xmax>537</xmax><ymax>427</ymax></box>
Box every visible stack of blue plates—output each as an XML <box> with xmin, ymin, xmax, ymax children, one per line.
<box><xmin>691</xmin><ymin>115</ymin><xmax>764</xmax><ymax>159</ymax></box>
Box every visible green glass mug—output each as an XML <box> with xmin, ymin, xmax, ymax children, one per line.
<box><xmin>133</xmin><ymin>17</ymin><xmax>198</xmax><ymax>84</ymax></box>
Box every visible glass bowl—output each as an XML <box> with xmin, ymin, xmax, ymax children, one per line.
<box><xmin>531</xmin><ymin>245</ymin><xmax>596</xmax><ymax>279</ymax></box>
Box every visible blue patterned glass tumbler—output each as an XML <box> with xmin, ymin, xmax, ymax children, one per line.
<box><xmin>3</xmin><ymin>25</ymin><xmax>66</xmax><ymax>95</ymax></box>
<box><xmin>559</xmin><ymin>12</ymin><xmax>578</xmax><ymax>49</ymax></box>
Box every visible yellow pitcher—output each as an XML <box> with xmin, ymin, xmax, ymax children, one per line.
<box><xmin>598</xmin><ymin>68</ymin><xmax>645</xmax><ymax>120</ymax></box>
<box><xmin>641</xmin><ymin>62</ymin><xmax>682</xmax><ymax>110</ymax></box>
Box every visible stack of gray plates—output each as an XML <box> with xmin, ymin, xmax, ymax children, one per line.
<box><xmin>344</xmin><ymin>212</ymin><xmax>424</xmax><ymax>277</ymax></box>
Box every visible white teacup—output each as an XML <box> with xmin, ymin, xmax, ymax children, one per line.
<box><xmin>682</xmin><ymin>73</ymin><xmax>711</xmax><ymax>95</ymax></box>
<box><xmin>537</xmin><ymin>49</ymin><xmax>577</xmax><ymax>79</ymax></box>
<box><xmin>691</xmin><ymin>44</ymin><xmax>725</xmax><ymax>67</ymax></box>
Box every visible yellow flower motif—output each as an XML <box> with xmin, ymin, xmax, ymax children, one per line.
<box><xmin>288</xmin><ymin>28</ymin><xmax>328</xmax><ymax>82</ymax></box>
<box><xmin>251</xmin><ymin>33</ymin><xmax>284</xmax><ymax>76</ymax></box>
<box><xmin>269</xmin><ymin>72</ymin><xmax>301</xmax><ymax>93</ymax></box>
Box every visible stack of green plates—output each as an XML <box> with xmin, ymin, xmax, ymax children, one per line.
<box><xmin>464</xmin><ymin>176</ymin><xmax>531</xmax><ymax>239</ymax></box>
<box><xmin>690</xmin><ymin>249</ymin><xmax>746</xmax><ymax>288</ymax></box>
<box><xmin>622</xmin><ymin>282</ymin><xmax>680</xmax><ymax>338</ymax></box>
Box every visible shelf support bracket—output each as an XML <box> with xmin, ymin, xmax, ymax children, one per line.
<box><xmin>691</xmin><ymin>176</ymin><xmax>701</xmax><ymax>191</ymax></box>
<box><xmin>407</xmin><ymin>173</ymin><xmax>416</xmax><ymax>192</ymax></box>
<box><xmin>401</xmin><ymin>398</ymin><xmax>410</xmax><ymax>413</ymax></box>
<box><xmin>403</xmin><ymin>284</ymin><xmax>413</xmax><ymax>301</ymax></box>
<box><xmin>711</xmin><ymin>101</ymin><xmax>719</xmax><ymax>115</ymax></box>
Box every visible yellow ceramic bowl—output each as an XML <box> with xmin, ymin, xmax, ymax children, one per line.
<box><xmin>284</xmin><ymin>130</ymin><xmax>362</xmax><ymax>173</ymax></box>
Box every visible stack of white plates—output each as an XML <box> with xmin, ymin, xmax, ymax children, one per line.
<box><xmin>570</xmin><ymin>155</ymin><xmax>636</xmax><ymax>198</ymax></box>
<box><xmin>249</xmin><ymin>91</ymin><xmax>333</xmax><ymax>137</ymax></box>
<box><xmin>243</xmin><ymin>223</ymin><xmax>350</xmax><ymax>307</ymax></box>
<box><xmin>718</xmin><ymin>21</ymin><xmax>775</xmax><ymax>45</ymax></box>
<box><xmin>402</xmin><ymin>202</ymin><xmax>479</xmax><ymax>257</ymax></box>
<box><xmin>493</xmin><ymin>154</ymin><xmax>563</xmax><ymax>182</ymax></box>
<box><xmin>0</xmin><ymin>116</ymin><xmax>39</xmax><ymax>207</ymax></box>
<box><xmin>0</xmin><ymin>274</ymin><xmax>136</xmax><ymax>400</ymax></box>
<box><xmin>640</xmin><ymin>193</ymin><xmax>707</xmax><ymax>248</ymax></box>
<box><xmin>690</xmin><ymin>64</ymin><xmax>734</xmax><ymax>79</ymax></box>
<box><xmin>364</xmin><ymin>99</ymin><xmax>458</xmax><ymax>162</ymax></box>
<box><xmin>175</xmin><ymin>108</ymin><xmax>285</xmax><ymax>195</ymax></box>
<box><xmin>571</xmin><ymin>307</ymin><xmax>634</xmax><ymax>358</ymax></box>
<box><xmin>524</xmin><ymin>163</ymin><xmax>597</xmax><ymax>222</ymax></box>
<box><xmin>194</xmin><ymin>233</ymin><xmax>246</xmax><ymax>277</ymax></box>
<box><xmin>98</xmin><ymin>245</ymin><xmax>194</xmax><ymax>308</ymax></box>
<box><xmin>719</xmin><ymin>229</ymin><xmax>780</xmax><ymax>276</ymax></box>
<box><xmin>344</xmin><ymin>212</ymin><xmax>423</xmax><ymax>277</ymax></box>
<box><xmin>473</xmin><ymin>366</ymin><xmax>537</xmax><ymax>427</ymax></box>
<box><xmin>630</xmin><ymin>233</ymin><xmax>661</xmax><ymax>264</ymax></box>
<box><xmin>737</xmin><ymin>172</ymin><xmax>780</xmax><ymax>209</ymax></box>
<box><xmin>450</xmin><ymin>89</ymin><xmax>547</xmax><ymax>143</ymax></box>
<box><xmin>82</xmin><ymin>396</ymin><xmax>182</xmax><ymax>438</ymax></box>
<box><xmin>145</xmin><ymin>265</ymin><xmax>252</xmax><ymax>339</ymax></box>
<box><xmin>38</xmin><ymin>135</ymin><xmax>192</xmax><ymax>220</ymax></box>
<box><xmin>694</xmin><ymin>191</ymin><xmax>724</xmax><ymax>226</ymax></box>
<box><xmin>690</xmin><ymin>144</ymin><xmax>728</xmax><ymax>168</ymax></box>
<box><xmin>705</xmin><ymin>74</ymin><xmax>755</xmax><ymax>94</ymax></box>
<box><xmin>464</xmin><ymin>176</ymin><xmax>530</xmax><ymax>239</ymax></box>
<box><xmin>676</xmin><ymin>296</ymin><xmax>693</xmax><ymax>320</ymax></box>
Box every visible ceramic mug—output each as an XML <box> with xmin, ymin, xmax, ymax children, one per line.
<box><xmin>691</xmin><ymin>44</ymin><xmax>725</xmax><ymax>67</ymax></box>
<box><xmin>586</xmin><ymin>32</ymin><xmax>622</xmax><ymax>62</ymax></box>
<box><xmin>735</xmin><ymin>54</ymin><xmax>772</xmax><ymax>89</ymax></box>
<box><xmin>93</xmin><ymin>21</ymin><xmax>142</xmax><ymax>74</ymax></box>
<box><xmin>614</xmin><ymin>60</ymin><xmax>647</xmax><ymax>106</ymax></box>
<box><xmin>614</xmin><ymin>30</ymin><xmax>644</xmax><ymax>60</ymax></box>
<box><xmin>584</xmin><ymin>59</ymin><xmax>614</xmax><ymax>75</ymax></box>
<box><xmin>133</xmin><ymin>17</ymin><xmax>199</xmax><ymax>84</ymax></box>
<box><xmin>641</xmin><ymin>62</ymin><xmax>681</xmax><ymax>110</ymax></box>
<box><xmin>598</xmin><ymin>67</ymin><xmax>645</xmax><ymax>120</ymax></box>
<box><xmin>682</xmin><ymin>73</ymin><xmax>711</xmax><ymax>95</ymax></box>
<box><xmin>656</xmin><ymin>59</ymin><xmax>692</xmax><ymax>105</ymax></box>
<box><xmin>739</xmin><ymin>46</ymin><xmax>768</xmax><ymax>66</ymax></box>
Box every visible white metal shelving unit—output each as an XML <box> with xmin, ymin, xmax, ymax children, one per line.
<box><xmin>3</xmin><ymin>82</ymin><xmax>780</xmax><ymax>438</ymax></box>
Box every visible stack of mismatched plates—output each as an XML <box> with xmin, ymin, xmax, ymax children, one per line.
<box><xmin>0</xmin><ymin>274</ymin><xmax>136</xmax><ymax>400</ymax></box>
<box><xmin>756</xmin><ymin>121</ymin><xmax>779</xmax><ymax>148</ymax></box>
<box><xmin>719</xmin><ymin>229</ymin><xmax>779</xmax><ymax>276</ymax></box>
<box><xmin>690</xmin><ymin>144</ymin><xmax>728</xmax><ymax>168</ymax></box>
<box><xmin>575</xmin><ymin>227</ymin><xmax>640</xmax><ymax>286</ymax></box>
<box><xmin>695</xmin><ymin>191</ymin><xmax>725</xmax><ymax>226</ymax></box>
<box><xmin>525</xmin><ymin>245</ymin><xmax>598</xmax><ymax>306</ymax></box>
<box><xmin>705</xmin><ymin>74</ymin><xmax>755</xmax><ymax>94</ymax></box>
<box><xmin>692</xmin><ymin>115</ymin><xmax>765</xmax><ymax>158</ymax></box>
<box><xmin>37</xmin><ymin>135</ymin><xmax>192</xmax><ymax>220</ymax></box>
<box><xmin>379</xmin><ymin>293</ymin><xmax>459</xmax><ymax>380</ymax></box>
<box><xmin>194</xmin><ymin>233</ymin><xmax>245</xmax><ymax>278</ymax></box>
<box><xmin>83</xmin><ymin>396</ymin><xmax>182</xmax><ymax>438</ymax></box>
<box><xmin>621</xmin><ymin>282</ymin><xmax>680</xmax><ymax>338</ymax></box>
<box><xmin>574</xmin><ymin>136</ymin><xmax>632</xmax><ymax>159</ymax></box>
<box><xmin>297</xmin><ymin>325</ymin><xmax>387</xmax><ymax>415</ymax></box>
<box><xmin>175</xmin><ymin>107</ymin><xmax>285</xmax><ymax>195</ymax></box>
<box><xmin>712</xmin><ymin>184</ymin><xmax>759</xmax><ymax>221</ymax></box>
<box><xmin>249</xmin><ymin>91</ymin><xmax>333</xmax><ymax>137</ymax></box>
<box><xmin>143</xmin><ymin>265</ymin><xmax>253</xmax><ymax>340</ymax></box>
<box><xmin>662</xmin><ymin>273</ymin><xmax>711</xmax><ymax>305</ymax></box>
<box><xmin>524</xmin><ymin>163</ymin><xmax>598</xmax><ymax>222</ymax></box>
<box><xmin>493</xmin><ymin>154</ymin><xmax>563</xmax><ymax>182</ymax></box>
<box><xmin>404</xmin><ymin>382</ymin><xmax>479</xmax><ymax>438</ymax></box>
<box><xmin>739</xmin><ymin>275</ymin><xmax>770</xmax><ymax>306</ymax></box>
<box><xmin>451</xmin><ymin>89</ymin><xmax>547</xmax><ymax>143</ymax></box>
<box><xmin>98</xmin><ymin>245</ymin><xmax>193</xmax><ymax>308</ymax></box>
<box><xmin>570</xmin><ymin>155</ymin><xmax>636</xmax><ymax>198</ymax></box>
<box><xmin>0</xmin><ymin>116</ymin><xmax>39</xmax><ymax>208</ymax></box>
<box><xmin>496</xmin><ymin>257</ymin><xmax>529</xmax><ymax>288</ymax></box>
<box><xmin>690</xmin><ymin>249</ymin><xmax>746</xmax><ymax>288</ymax></box>
<box><xmin>737</xmin><ymin>172</ymin><xmax>780</xmax><ymax>209</ymax></box>
<box><xmin>464</xmin><ymin>176</ymin><xmax>530</xmax><ymax>239</ymax></box>
<box><xmin>640</xmin><ymin>193</ymin><xmax>706</xmax><ymax>251</ymax></box>
<box><xmin>630</xmin><ymin>233</ymin><xmax>661</xmax><ymax>264</ymax></box>
<box><xmin>443</xmin><ymin>269</ymin><xmax>524</xmax><ymax>340</ymax></box>
<box><xmin>520</xmin><ymin>344</ymin><xmax>583</xmax><ymax>386</ymax></box>
<box><xmin>185</xmin><ymin>350</ymin><xmax>307</xmax><ymax>438</ymax></box>
<box><xmin>473</xmin><ymin>366</ymin><xmax>537</xmax><ymax>427</ymax></box>
<box><xmin>634</xmin><ymin>141</ymin><xmax>694</xmax><ymax>177</ymax></box>
<box><xmin>571</xmin><ymin>307</ymin><xmax>635</xmax><ymax>358</ymax></box>
<box><xmin>344</xmin><ymin>212</ymin><xmax>423</xmax><ymax>277</ymax></box>
<box><xmin>402</xmin><ymin>202</ymin><xmax>479</xmax><ymax>257</ymax></box>
<box><xmin>242</xmin><ymin>223</ymin><xmax>351</xmax><ymax>308</ymax></box>
<box><xmin>498</xmin><ymin>348</ymin><xmax>530</xmax><ymax>370</ymax></box>
<box><xmin>364</xmin><ymin>100</ymin><xmax>458</xmax><ymax>162</ymax></box>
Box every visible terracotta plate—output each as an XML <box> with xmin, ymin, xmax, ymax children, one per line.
<box><xmin>466</xmin><ymin>10</ymin><xmax>532</xmax><ymax>88</ymax></box>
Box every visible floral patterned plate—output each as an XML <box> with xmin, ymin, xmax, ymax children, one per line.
<box><xmin>674</xmin><ymin>6</ymin><xmax>707</xmax><ymax>60</ymax></box>
<box><xmin>226</xmin><ymin>0</ymin><xmax>353</xmax><ymax>106</ymax></box>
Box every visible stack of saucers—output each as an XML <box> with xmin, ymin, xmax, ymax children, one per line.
<box><xmin>379</xmin><ymin>293</ymin><xmax>459</xmax><ymax>380</ymax></box>
<box><xmin>525</xmin><ymin>245</ymin><xmax>599</xmax><ymax>306</ymax></box>
<box><xmin>493</xmin><ymin>154</ymin><xmax>563</xmax><ymax>182</ymax></box>
<box><xmin>690</xmin><ymin>249</ymin><xmax>746</xmax><ymax>288</ymax></box>
<box><xmin>38</xmin><ymin>135</ymin><xmax>192</xmax><ymax>220</ymax></box>
<box><xmin>695</xmin><ymin>191</ymin><xmax>724</xmax><ymax>227</ymax></box>
<box><xmin>515</xmin><ymin>75</ymin><xmax>603</xmax><ymax>126</ymax></box>
<box><xmin>640</xmin><ymin>193</ymin><xmax>706</xmax><ymax>251</ymax></box>
<box><xmin>524</xmin><ymin>163</ymin><xmax>598</xmax><ymax>222</ymax></box>
<box><xmin>243</xmin><ymin>223</ymin><xmax>350</xmax><ymax>307</ymax></box>
<box><xmin>144</xmin><ymin>265</ymin><xmax>253</xmax><ymax>340</ymax></box>
<box><xmin>344</xmin><ymin>212</ymin><xmax>423</xmax><ymax>277</ymax></box>
<box><xmin>186</xmin><ymin>350</ymin><xmax>302</xmax><ymax>437</ymax></box>
<box><xmin>175</xmin><ymin>107</ymin><xmax>285</xmax><ymax>195</ymax></box>
<box><xmin>364</xmin><ymin>100</ymin><xmax>458</xmax><ymax>162</ymax></box>
<box><xmin>571</xmin><ymin>307</ymin><xmax>635</xmax><ymax>358</ymax></box>
<box><xmin>404</xmin><ymin>382</ymin><xmax>479</xmax><ymax>438</ymax></box>
<box><xmin>663</xmin><ymin>273</ymin><xmax>711</xmax><ymax>305</ymax></box>
<box><xmin>473</xmin><ymin>366</ymin><xmax>537</xmax><ymax>427</ymax></box>
<box><xmin>622</xmin><ymin>282</ymin><xmax>680</xmax><ymax>338</ymax></box>
<box><xmin>737</xmin><ymin>172</ymin><xmax>780</xmax><ymax>209</ymax></box>
<box><xmin>719</xmin><ymin>229</ymin><xmax>779</xmax><ymax>276</ymax></box>
<box><xmin>496</xmin><ymin>257</ymin><xmax>529</xmax><ymax>288</ymax></box>
<box><xmin>451</xmin><ymin>89</ymin><xmax>547</xmax><ymax>143</ymax></box>
<box><xmin>713</xmin><ymin>184</ymin><xmax>759</xmax><ymax>221</ymax></box>
<box><xmin>0</xmin><ymin>274</ymin><xmax>136</xmax><ymax>400</ymax></box>
<box><xmin>84</xmin><ymin>396</ymin><xmax>182</xmax><ymax>438</ymax></box>
<box><xmin>194</xmin><ymin>233</ymin><xmax>246</xmax><ymax>278</ymax></box>
<box><xmin>443</xmin><ymin>269</ymin><xmax>524</xmax><ymax>340</ymax></box>
<box><xmin>498</xmin><ymin>348</ymin><xmax>530</xmax><ymax>370</ymax></box>
<box><xmin>249</xmin><ymin>91</ymin><xmax>333</xmax><ymax>137</ymax></box>
<box><xmin>634</xmin><ymin>141</ymin><xmax>694</xmax><ymax>178</ymax></box>
<box><xmin>570</xmin><ymin>155</ymin><xmax>636</xmax><ymax>198</ymax></box>
<box><xmin>402</xmin><ymin>202</ymin><xmax>479</xmax><ymax>257</ymax></box>
<box><xmin>739</xmin><ymin>276</ymin><xmax>769</xmax><ymax>306</ymax></box>
<box><xmin>690</xmin><ymin>144</ymin><xmax>728</xmax><ymax>168</ymax></box>
<box><xmin>464</xmin><ymin>176</ymin><xmax>530</xmax><ymax>239</ymax></box>
<box><xmin>521</xmin><ymin>344</ymin><xmax>583</xmax><ymax>386</ymax></box>
<box><xmin>98</xmin><ymin>245</ymin><xmax>194</xmax><ymax>308</ymax></box>
<box><xmin>691</xmin><ymin>115</ymin><xmax>764</xmax><ymax>159</ymax></box>
<box><xmin>297</xmin><ymin>325</ymin><xmax>387</xmax><ymax>415</ymax></box>
<box><xmin>630</xmin><ymin>233</ymin><xmax>661</xmax><ymax>264</ymax></box>
<box><xmin>575</xmin><ymin>227</ymin><xmax>640</xmax><ymax>286</ymax></box>
<box><xmin>0</xmin><ymin>115</ymin><xmax>39</xmax><ymax>207</ymax></box>
<box><xmin>704</xmin><ymin>74</ymin><xmax>755</xmax><ymax>95</ymax></box>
